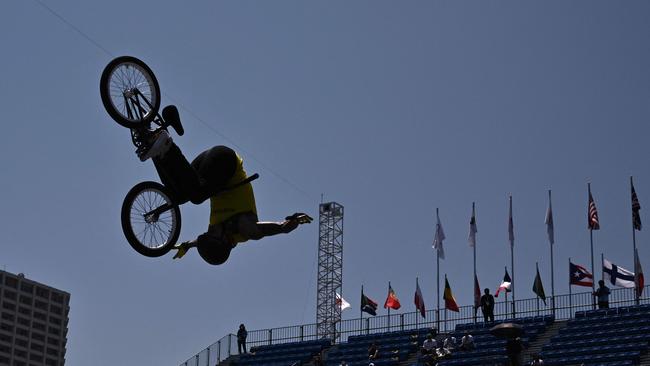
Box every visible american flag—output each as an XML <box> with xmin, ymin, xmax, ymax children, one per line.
<box><xmin>588</xmin><ymin>191</ymin><xmax>600</xmax><ymax>230</ymax></box>
<box><xmin>632</xmin><ymin>183</ymin><xmax>642</xmax><ymax>231</ymax></box>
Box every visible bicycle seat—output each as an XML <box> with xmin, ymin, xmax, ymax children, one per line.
<box><xmin>162</xmin><ymin>105</ymin><xmax>184</xmax><ymax>136</ymax></box>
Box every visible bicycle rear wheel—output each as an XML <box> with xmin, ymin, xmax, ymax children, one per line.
<box><xmin>100</xmin><ymin>56</ymin><xmax>161</xmax><ymax>128</ymax></box>
<box><xmin>121</xmin><ymin>181</ymin><xmax>181</xmax><ymax>257</ymax></box>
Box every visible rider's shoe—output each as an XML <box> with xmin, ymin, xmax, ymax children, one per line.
<box><xmin>285</xmin><ymin>213</ymin><xmax>313</xmax><ymax>224</ymax></box>
<box><xmin>136</xmin><ymin>130</ymin><xmax>172</xmax><ymax>162</ymax></box>
<box><xmin>172</xmin><ymin>242</ymin><xmax>190</xmax><ymax>259</ymax></box>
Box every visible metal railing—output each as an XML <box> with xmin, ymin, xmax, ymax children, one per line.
<box><xmin>180</xmin><ymin>286</ymin><xmax>649</xmax><ymax>366</ymax></box>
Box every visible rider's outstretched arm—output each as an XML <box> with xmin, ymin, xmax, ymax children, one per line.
<box><xmin>237</xmin><ymin>213</ymin><xmax>312</xmax><ymax>240</ymax></box>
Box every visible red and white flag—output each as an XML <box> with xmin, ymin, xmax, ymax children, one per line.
<box><xmin>495</xmin><ymin>269</ymin><xmax>512</xmax><ymax>297</ymax></box>
<box><xmin>336</xmin><ymin>293</ymin><xmax>350</xmax><ymax>311</ymax></box>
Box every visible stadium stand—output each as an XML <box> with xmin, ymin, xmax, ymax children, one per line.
<box><xmin>412</xmin><ymin>315</ymin><xmax>554</xmax><ymax>366</ymax></box>
<box><xmin>324</xmin><ymin>328</ymin><xmax>431</xmax><ymax>366</ymax></box>
<box><xmin>540</xmin><ymin>304</ymin><xmax>650</xmax><ymax>366</ymax></box>
<box><xmin>232</xmin><ymin>338</ymin><xmax>331</xmax><ymax>366</ymax></box>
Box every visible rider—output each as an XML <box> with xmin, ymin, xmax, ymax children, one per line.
<box><xmin>136</xmin><ymin>106</ymin><xmax>312</xmax><ymax>265</ymax></box>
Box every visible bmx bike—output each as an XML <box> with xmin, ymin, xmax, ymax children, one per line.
<box><xmin>100</xmin><ymin>56</ymin><xmax>257</xmax><ymax>258</ymax></box>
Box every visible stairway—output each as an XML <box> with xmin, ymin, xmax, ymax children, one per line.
<box><xmin>521</xmin><ymin>320</ymin><xmax>566</xmax><ymax>364</ymax></box>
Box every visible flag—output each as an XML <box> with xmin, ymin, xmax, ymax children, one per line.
<box><xmin>336</xmin><ymin>293</ymin><xmax>350</xmax><ymax>311</ymax></box>
<box><xmin>545</xmin><ymin>193</ymin><xmax>554</xmax><ymax>245</ymax></box>
<box><xmin>443</xmin><ymin>276</ymin><xmax>460</xmax><ymax>312</ymax></box>
<box><xmin>569</xmin><ymin>262</ymin><xmax>594</xmax><ymax>287</ymax></box>
<box><xmin>508</xmin><ymin>196</ymin><xmax>515</xmax><ymax>244</ymax></box>
<box><xmin>414</xmin><ymin>279</ymin><xmax>426</xmax><ymax>318</ymax></box>
<box><xmin>495</xmin><ymin>269</ymin><xmax>512</xmax><ymax>297</ymax></box>
<box><xmin>432</xmin><ymin>213</ymin><xmax>446</xmax><ymax>259</ymax></box>
<box><xmin>632</xmin><ymin>182</ymin><xmax>642</xmax><ymax>231</ymax></box>
<box><xmin>384</xmin><ymin>284</ymin><xmax>401</xmax><ymax>310</ymax></box>
<box><xmin>473</xmin><ymin>274</ymin><xmax>481</xmax><ymax>314</ymax></box>
<box><xmin>469</xmin><ymin>205</ymin><xmax>477</xmax><ymax>247</ymax></box>
<box><xmin>588</xmin><ymin>190</ymin><xmax>600</xmax><ymax>230</ymax></box>
<box><xmin>361</xmin><ymin>290</ymin><xmax>378</xmax><ymax>316</ymax></box>
<box><xmin>635</xmin><ymin>248</ymin><xmax>645</xmax><ymax>297</ymax></box>
<box><xmin>532</xmin><ymin>266</ymin><xmax>547</xmax><ymax>305</ymax></box>
<box><xmin>603</xmin><ymin>258</ymin><xmax>635</xmax><ymax>288</ymax></box>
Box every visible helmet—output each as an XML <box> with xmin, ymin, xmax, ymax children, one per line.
<box><xmin>196</xmin><ymin>233</ymin><xmax>233</xmax><ymax>265</ymax></box>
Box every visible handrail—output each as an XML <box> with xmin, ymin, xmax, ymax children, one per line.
<box><xmin>180</xmin><ymin>285</ymin><xmax>649</xmax><ymax>366</ymax></box>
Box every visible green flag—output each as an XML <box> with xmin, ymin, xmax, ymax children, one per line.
<box><xmin>533</xmin><ymin>266</ymin><xmax>547</xmax><ymax>305</ymax></box>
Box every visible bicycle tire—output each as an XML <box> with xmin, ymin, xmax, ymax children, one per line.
<box><xmin>100</xmin><ymin>56</ymin><xmax>161</xmax><ymax>128</ymax></box>
<box><xmin>121</xmin><ymin>181</ymin><xmax>181</xmax><ymax>257</ymax></box>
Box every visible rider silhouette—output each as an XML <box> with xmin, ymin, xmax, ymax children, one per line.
<box><xmin>138</xmin><ymin>107</ymin><xmax>312</xmax><ymax>265</ymax></box>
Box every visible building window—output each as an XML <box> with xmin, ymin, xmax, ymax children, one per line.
<box><xmin>50</xmin><ymin>305</ymin><xmax>62</xmax><ymax>315</ymax></box>
<box><xmin>2</xmin><ymin>290</ymin><xmax>16</xmax><ymax>301</ymax></box>
<box><xmin>15</xmin><ymin>328</ymin><xmax>29</xmax><ymax>337</ymax></box>
<box><xmin>32</xmin><ymin>322</ymin><xmax>45</xmax><ymax>331</ymax></box>
<box><xmin>50</xmin><ymin>293</ymin><xmax>63</xmax><ymax>304</ymax></box>
<box><xmin>15</xmin><ymin>338</ymin><xmax>28</xmax><ymax>348</ymax></box>
<box><xmin>17</xmin><ymin>317</ymin><xmax>30</xmax><ymax>327</ymax></box>
<box><xmin>20</xmin><ymin>282</ymin><xmax>33</xmax><ymax>294</ymax></box>
<box><xmin>35</xmin><ymin>287</ymin><xmax>49</xmax><ymax>299</ymax></box>
<box><xmin>13</xmin><ymin>348</ymin><xmax>27</xmax><ymax>358</ymax></box>
<box><xmin>34</xmin><ymin>301</ymin><xmax>48</xmax><ymax>311</ymax></box>
<box><xmin>0</xmin><ymin>334</ymin><xmax>11</xmax><ymax>344</ymax></box>
<box><xmin>30</xmin><ymin>353</ymin><xmax>44</xmax><ymax>362</ymax></box>
<box><xmin>18</xmin><ymin>307</ymin><xmax>30</xmax><ymax>316</ymax></box>
<box><xmin>47</xmin><ymin>337</ymin><xmax>58</xmax><ymax>346</ymax></box>
<box><xmin>47</xmin><ymin>327</ymin><xmax>60</xmax><ymax>336</ymax></box>
<box><xmin>4</xmin><ymin>277</ymin><xmax>17</xmax><ymax>289</ymax></box>
<box><xmin>1</xmin><ymin>302</ymin><xmax>15</xmax><ymax>311</ymax></box>
<box><xmin>33</xmin><ymin>312</ymin><xmax>46</xmax><ymax>321</ymax></box>
<box><xmin>46</xmin><ymin>347</ymin><xmax>59</xmax><ymax>357</ymax></box>
<box><xmin>30</xmin><ymin>343</ymin><xmax>44</xmax><ymax>353</ymax></box>
<box><xmin>19</xmin><ymin>296</ymin><xmax>32</xmax><ymax>306</ymax></box>
<box><xmin>0</xmin><ymin>323</ymin><xmax>13</xmax><ymax>332</ymax></box>
<box><xmin>49</xmin><ymin>317</ymin><xmax>61</xmax><ymax>326</ymax></box>
<box><xmin>45</xmin><ymin>358</ymin><xmax>58</xmax><ymax>366</ymax></box>
<box><xmin>32</xmin><ymin>333</ymin><xmax>45</xmax><ymax>342</ymax></box>
<box><xmin>0</xmin><ymin>314</ymin><xmax>14</xmax><ymax>322</ymax></box>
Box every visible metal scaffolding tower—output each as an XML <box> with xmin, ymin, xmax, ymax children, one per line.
<box><xmin>316</xmin><ymin>202</ymin><xmax>344</xmax><ymax>341</ymax></box>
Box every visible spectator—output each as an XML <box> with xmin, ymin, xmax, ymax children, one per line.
<box><xmin>459</xmin><ymin>331</ymin><xmax>475</xmax><ymax>351</ymax></box>
<box><xmin>481</xmin><ymin>288</ymin><xmax>495</xmax><ymax>322</ymax></box>
<box><xmin>421</xmin><ymin>334</ymin><xmax>437</xmax><ymax>355</ymax></box>
<box><xmin>505</xmin><ymin>337</ymin><xmax>523</xmax><ymax>366</ymax></box>
<box><xmin>530</xmin><ymin>353</ymin><xmax>544</xmax><ymax>366</ymax></box>
<box><xmin>237</xmin><ymin>324</ymin><xmax>248</xmax><ymax>354</ymax></box>
<box><xmin>593</xmin><ymin>280</ymin><xmax>611</xmax><ymax>309</ymax></box>
<box><xmin>368</xmin><ymin>343</ymin><xmax>379</xmax><ymax>360</ymax></box>
<box><xmin>339</xmin><ymin>361</ymin><xmax>348</xmax><ymax>366</ymax></box>
<box><xmin>443</xmin><ymin>335</ymin><xmax>457</xmax><ymax>352</ymax></box>
<box><xmin>313</xmin><ymin>352</ymin><xmax>323</xmax><ymax>366</ymax></box>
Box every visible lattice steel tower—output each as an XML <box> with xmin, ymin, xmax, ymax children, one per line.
<box><xmin>316</xmin><ymin>202</ymin><xmax>344</xmax><ymax>341</ymax></box>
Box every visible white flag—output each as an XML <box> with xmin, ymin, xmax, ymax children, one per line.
<box><xmin>432</xmin><ymin>213</ymin><xmax>446</xmax><ymax>259</ymax></box>
<box><xmin>468</xmin><ymin>206</ymin><xmax>477</xmax><ymax>248</ymax></box>
<box><xmin>336</xmin><ymin>293</ymin><xmax>350</xmax><ymax>311</ymax></box>
<box><xmin>545</xmin><ymin>195</ymin><xmax>554</xmax><ymax>245</ymax></box>
<box><xmin>603</xmin><ymin>258</ymin><xmax>635</xmax><ymax>288</ymax></box>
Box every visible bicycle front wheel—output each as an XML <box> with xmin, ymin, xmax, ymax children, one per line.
<box><xmin>121</xmin><ymin>181</ymin><xmax>181</xmax><ymax>257</ymax></box>
<box><xmin>100</xmin><ymin>56</ymin><xmax>161</xmax><ymax>128</ymax></box>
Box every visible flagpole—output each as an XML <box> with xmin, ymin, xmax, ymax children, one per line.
<box><xmin>601</xmin><ymin>253</ymin><xmax>604</xmax><ymax>283</ymax></box>
<box><xmin>472</xmin><ymin>202</ymin><xmax>477</xmax><ymax>324</ymax></box>
<box><xmin>415</xmin><ymin>278</ymin><xmax>419</xmax><ymax>329</ymax></box>
<box><xmin>436</xmin><ymin>208</ymin><xmax>440</xmax><ymax>332</ymax></box>
<box><xmin>387</xmin><ymin>282</ymin><xmax>391</xmax><ymax>331</ymax></box>
<box><xmin>360</xmin><ymin>285</ymin><xmax>364</xmax><ymax>335</ymax></box>
<box><xmin>588</xmin><ymin>183</ymin><xmax>596</xmax><ymax>310</ymax></box>
<box><xmin>568</xmin><ymin>257</ymin><xmax>573</xmax><ymax>319</ymax></box>
<box><xmin>631</xmin><ymin>176</ymin><xmax>639</xmax><ymax>305</ymax></box>
<box><xmin>549</xmin><ymin>190</ymin><xmax>556</xmax><ymax>316</ymax></box>
<box><xmin>536</xmin><ymin>262</ymin><xmax>540</xmax><ymax>315</ymax></box>
<box><xmin>509</xmin><ymin>195</ymin><xmax>516</xmax><ymax>319</ymax></box>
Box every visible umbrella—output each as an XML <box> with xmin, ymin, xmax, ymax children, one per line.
<box><xmin>490</xmin><ymin>323</ymin><xmax>523</xmax><ymax>338</ymax></box>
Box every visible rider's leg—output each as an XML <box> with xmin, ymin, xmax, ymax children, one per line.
<box><xmin>152</xmin><ymin>142</ymin><xmax>205</xmax><ymax>204</ymax></box>
<box><xmin>190</xmin><ymin>145</ymin><xmax>238</xmax><ymax>193</ymax></box>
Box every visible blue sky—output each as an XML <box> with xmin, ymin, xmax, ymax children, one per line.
<box><xmin>1</xmin><ymin>1</ymin><xmax>649</xmax><ymax>365</ymax></box>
